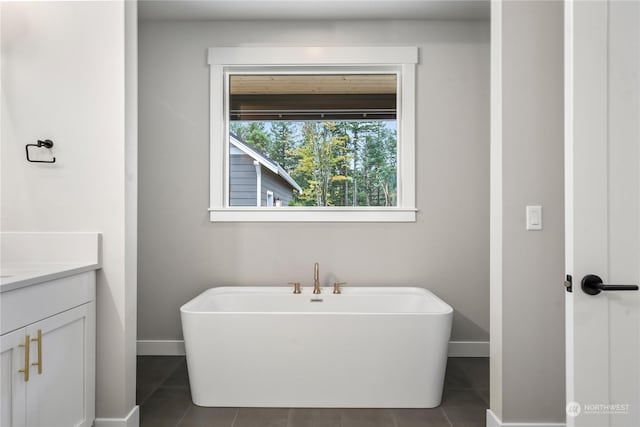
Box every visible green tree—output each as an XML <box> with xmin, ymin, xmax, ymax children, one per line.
<box><xmin>230</xmin><ymin>121</ymin><xmax>270</xmax><ymax>153</ymax></box>
<box><xmin>294</xmin><ymin>122</ymin><xmax>350</xmax><ymax>206</ymax></box>
<box><xmin>333</xmin><ymin>121</ymin><xmax>388</xmax><ymax>206</ymax></box>
<box><xmin>269</xmin><ymin>121</ymin><xmax>298</xmax><ymax>172</ymax></box>
<box><xmin>362</xmin><ymin>122</ymin><xmax>397</xmax><ymax>206</ymax></box>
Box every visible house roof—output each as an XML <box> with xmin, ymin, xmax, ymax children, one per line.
<box><xmin>230</xmin><ymin>134</ymin><xmax>302</xmax><ymax>193</ymax></box>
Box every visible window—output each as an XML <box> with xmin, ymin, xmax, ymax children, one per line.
<box><xmin>209</xmin><ymin>47</ymin><xmax>418</xmax><ymax>222</ymax></box>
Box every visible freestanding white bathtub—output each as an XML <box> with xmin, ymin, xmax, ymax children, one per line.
<box><xmin>180</xmin><ymin>286</ymin><xmax>453</xmax><ymax>408</ymax></box>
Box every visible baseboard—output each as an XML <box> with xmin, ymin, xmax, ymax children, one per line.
<box><xmin>448</xmin><ymin>340</ymin><xmax>489</xmax><ymax>357</ymax></box>
<box><xmin>94</xmin><ymin>405</ymin><xmax>139</xmax><ymax>427</ymax></box>
<box><xmin>137</xmin><ymin>340</ymin><xmax>489</xmax><ymax>357</ymax></box>
<box><xmin>486</xmin><ymin>409</ymin><xmax>565</xmax><ymax>427</ymax></box>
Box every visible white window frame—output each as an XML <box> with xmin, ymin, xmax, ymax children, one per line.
<box><xmin>208</xmin><ymin>46</ymin><xmax>418</xmax><ymax>222</ymax></box>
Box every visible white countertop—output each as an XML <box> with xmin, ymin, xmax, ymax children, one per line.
<box><xmin>0</xmin><ymin>262</ymin><xmax>101</xmax><ymax>293</ymax></box>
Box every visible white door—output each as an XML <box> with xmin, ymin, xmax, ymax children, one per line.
<box><xmin>25</xmin><ymin>304</ymin><xmax>94</xmax><ymax>427</ymax></box>
<box><xmin>565</xmin><ymin>1</ymin><xmax>640</xmax><ymax>426</ymax></box>
<box><xmin>0</xmin><ymin>328</ymin><xmax>27</xmax><ymax>427</ymax></box>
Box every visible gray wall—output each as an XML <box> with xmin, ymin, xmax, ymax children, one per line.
<box><xmin>138</xmin><ymin>20</ymin><xmax>490</xmax><ymax>343</ymax></box>
<box><xmin>490</xmin><ymin>0</ymin><xmax>565</xmax><ymax>423</ymax></box>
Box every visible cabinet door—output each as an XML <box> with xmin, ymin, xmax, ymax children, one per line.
<box><xmin>0</xmin><ymin>328</ymin><xmax>27</xmax><ymax>427</ymax></box>
<box><xmin>25</xmin><ymin>303</ymin><xmax>95</xmax><ymax>427</ymax></box>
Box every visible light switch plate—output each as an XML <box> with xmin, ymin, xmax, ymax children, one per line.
<box><xmin>526</xmin><ymin>205</ymin><xmax>542</xmax><ymax>230</ymax></box>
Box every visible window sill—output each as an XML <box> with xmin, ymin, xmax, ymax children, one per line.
<box><xmin>208</xmin><ymin>207</ymin><xmax>417</xmax><ymax>223</ymax></box>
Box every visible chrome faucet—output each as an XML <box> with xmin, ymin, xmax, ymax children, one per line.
<box><xmin>313</xmin><ymin>262</ymin><xmax>321</xmax><ymax>294</ymax></box>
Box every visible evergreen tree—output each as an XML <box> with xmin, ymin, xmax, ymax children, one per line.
<box><xmin>269</xmin><ymin>121</ymin><xmax>298</xmax><ymax>172</ymax></box>
<box><xmin>230</xmin><ymin>121</ymin><xmax>270</xmax><ymax>153</ymax></box>
<box><xmin>363</xmin><ymin>122</ymin><xmax>397</xmax><ymax>206</ymax></box>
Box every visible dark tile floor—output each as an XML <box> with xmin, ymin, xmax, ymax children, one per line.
<box><xmin>137</xmin><ymin>356</ymin><xmax>489</xmax><ymax>427</ymax></box>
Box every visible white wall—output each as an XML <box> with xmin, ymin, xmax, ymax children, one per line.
<box><xmin>138</xmin><ymin>20</ymin><xmax>490</xmax><ymax>343</ymax></box>
<box><xmin>490</xmin><ymin>0</ymin><xmax>565</xmax><ymax>423</ymax></box>
<box><xmin>1</xmin><ymin>1</ymin><xmax>138</xmax><ymax>422</ymax></box>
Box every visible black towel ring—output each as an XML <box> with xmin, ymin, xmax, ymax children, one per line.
<box><xmin>26</xmin><ymin>139</ymin><xmax>56</xmax><ymax>163</ymax></box>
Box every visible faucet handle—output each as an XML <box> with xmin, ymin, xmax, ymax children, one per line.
<box><xmin>333</xmin><ymin>282</ymin><xmax>346</xmax><ymax>294</ymax></box>
<box><xmin>289</xmin><ymin>282</ymin><xmax>302</xmax><ymax>294</ymax></box>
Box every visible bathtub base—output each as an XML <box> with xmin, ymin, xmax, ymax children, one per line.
<box><xmin>183</xmin><ymin>315</ymin><xmax>451</xmax><ymax>408</ymax></box>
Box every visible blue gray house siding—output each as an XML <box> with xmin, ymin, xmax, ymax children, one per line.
<box><xmin>229</xmin><ymin>153</ymin><xmax>297</xmax><ymax>206</ymax></box>
<box><xmin>229</xmin><ymin>153</ymin><xmax>258</xmax><ymax>206</ymax></box>
<box><xmin>260</xmin><ymin>168</ymin><xmax>297</xmax><ymax>206</ymax></box>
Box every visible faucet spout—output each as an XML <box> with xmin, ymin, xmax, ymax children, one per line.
<box><xmin>313</xmin><ymin>262</ymin><xmax>321</xmax><ymax>294</ymax></box>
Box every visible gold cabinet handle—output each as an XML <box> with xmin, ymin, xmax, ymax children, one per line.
<box><xmin>18</xmin><ymin>335</ymin><xmax>30</xmax><ymax>382</ymax></box>
<box><xmin>31</xmin><ymin>329</ymin><xmax>42</xmax><ymax>374</ymax></box>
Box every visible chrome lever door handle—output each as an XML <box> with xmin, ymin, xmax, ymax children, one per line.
<box><xmin>581</xmin><ymin>274</ymin><xmax>639</xmax><ymax>296</ymax></box>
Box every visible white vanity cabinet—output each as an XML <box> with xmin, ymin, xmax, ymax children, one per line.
<box><xmin>1</xmin><ymin>328</ymin><xmax>27</xmax><ymax>426</ymax></box>
<box><xmin>0</xmin><ymin>271</ymin><xmax>96</xmax><ymax>427</ymax></box>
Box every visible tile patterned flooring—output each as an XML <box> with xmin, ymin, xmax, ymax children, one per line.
<box><xmin>137</xmin><ymin>356</ymin><xmax>488</xmax><ymax>427</ymax></box>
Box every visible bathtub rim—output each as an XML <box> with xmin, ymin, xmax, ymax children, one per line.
<box><xmin>180</xmin><ymin>286</ymin><xmax>453</xmax><ymax>316</ymax></box>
